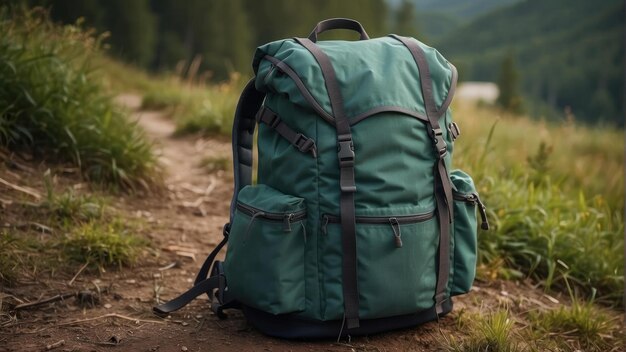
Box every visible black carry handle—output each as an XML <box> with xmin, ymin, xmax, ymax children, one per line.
<box><xmin>308</xmin><ymin>18</ymin><xmax>369</xmax><ymax>42</ymax></box>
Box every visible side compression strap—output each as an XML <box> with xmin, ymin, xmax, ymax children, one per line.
<box><xmin>389</xmin><ymin>35</ymin><xmax>454</xmax><ymax>315</ymax></box>
<box><xmin>294</xmin><ymin>37</ymin><xmax>360</xmax><ymax>330</ymax></box>
<box><xmin>256</xmin><ymin>106</ymin><xmax>318</xmax><ymax>158</ymax></box>
<box><xmin>153</xmin><ymin>274</ymin><xmax>222</xmax><ymax>315</ymax></box>
<box><xmin>152</xmin><ymin>232</ymin><xmax>229</xmax><ymax>315</ymax></box>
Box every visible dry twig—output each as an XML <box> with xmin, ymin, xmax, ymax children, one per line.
<box><xmin>45</xmin><ymin>339</ymin><xmax>65</xmax><ymax>351</ymax></box>
<box><xmin>14</xmin><ymin>292</ymin><xmax>76</xmax><ymax>310</ymax></box>
<box><xmin>0</xmin><ymin>177</ymin><xmax>41</xmax><ymax>199</ymax></box>
<box><xmin>68</xmin><ymin>261</ymin><xmax>90</xmax><ymax>286</ymax></box>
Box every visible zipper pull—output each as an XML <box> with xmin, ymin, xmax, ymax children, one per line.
<box><xmin>321</xmin><ymin>215</ymin><xmax>329</xmax><ymax>235</ymax></box>
<box><xmin>244</xmin><ymin>211</ymin><xmax>265</xmax><ymax>244</ymax></box>
<box><xmin>473</xmin><ymin>193</ymin><xmax>490</xmax><ymax>230</ymax></box>
<box><xmin>283</xmin><ymin>213</ymin><xmax>294</xmax><ymax>232</ymax></box>
<box><xmin>389</xmin><ymin>218</ymin><xmax>402</xmax><ymax>248</ymax></box>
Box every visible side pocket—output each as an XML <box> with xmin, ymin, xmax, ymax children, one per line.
<box><xmin>223</xmin><ymin>185</ymin><xmax>307</xmax><ymax>314</ymax></box>
<box><xmin>450</xmin><ymin>170</ymin><xmax>489</xmax><ymax>296</ymax></box>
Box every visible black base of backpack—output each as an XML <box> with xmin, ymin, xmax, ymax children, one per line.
<box><xmin>242</xmin><ymin>299</ymin><xmax>453</xmax><ymax>339</ymax></box>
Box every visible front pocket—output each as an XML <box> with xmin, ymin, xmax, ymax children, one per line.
<box><xmin>320</xmin><ymin>208</ymin><xmax>438</xmax><ymax>320</ymax></box>
<box><xmin>223</xmin><ymin>185</ymin><xmax>306</xmax><ymax>314</ymax></box>
<box><xmin>450</xmin><ymin>170</ymin><xmax>489</xmax><ymax>296</ymax></box>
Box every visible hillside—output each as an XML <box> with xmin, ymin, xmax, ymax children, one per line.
<box><xmin>413</xmin><ymin>0</ymin><xmax>520</xmax><ymax>19</ymax></box>
<box><xmin>436</xmin><ymin>0</ymin><xmax>624</xmax><ymax>124</ymax></box>
<box><xmin>387</xmin><ymin>0</ymin><xmax>520</xmax><ymax>40</ymax></box>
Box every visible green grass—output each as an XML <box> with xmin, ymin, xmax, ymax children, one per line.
<box><xmin>445</xmin><ymin>310</ymin><xmax>522</xmax><ymax>352</ymax></box>
<box><xmin>444</xmin><ymin>302</ymin><xmax>622</xmax><ymax>352</ymax></box>
<box><xmin>0</xmin><ymin>174</ymin><xmax>149</xmax><ymax>283</ymax></box>
<box><xmin>97</xmin><ymin>55</ymin><xmax>241</xmax><ymax>137</ymax></box>
<box><xmin>143</xmin><ymin>79</ymin><xmax>240</xmax><ymax>137</ymax></box>
<box><xmin>453</xmin><ymin>103</ymin><xmax>624</xmax><ymax>304</ymax></box>
<box><xmin>61</xmin><ymin>219</ymin><xmax>146</xmax><ymax>270</ymax></box>
<box><xmin>529</xmin><ymin>299</ymin><xmax>621</xmax><ymax>351</ymax></box>
<box><xmin>43</xmin><ymin>173</ymin><xmax>106</xmax><ymax>222</ymax></box>
<box><xmin>0</xmin><ymin>7</ymin><xmax>158</xmax><ymax>190</ymax></box>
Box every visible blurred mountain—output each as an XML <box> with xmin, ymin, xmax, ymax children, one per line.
<box><xmin>436</xmin><ymin>0</ymin><xmax>624</xmax><ymax>124</ymax></box>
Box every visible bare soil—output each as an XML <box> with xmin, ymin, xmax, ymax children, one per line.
<box><xmin>0</xmin><ymin>96</ymin><xmax>571</xmax><ymax>352</ymax></box>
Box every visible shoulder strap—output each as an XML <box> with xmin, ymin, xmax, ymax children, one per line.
<box><xmin>389</xmin><ymin>35</ymin><xmax>454</xmax><ymax>315</ymax></box>
<box><xmin>230</xmin><ymin>78</ymin><xmax>265</xmax><ymax>222</ymax></box>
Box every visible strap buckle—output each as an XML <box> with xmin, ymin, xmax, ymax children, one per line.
<box><xmin>294</xmin><ymin>134</ymin><xmax>318</xmax><ymax>158</ymax></box>
<box><xmin>255</xmin><ymin>106</ymin><xmax>280</xmax><ymax>128</ymax></box>
<box><xmin>337</xmin><ymin>134</ymin><xmax>355</xmax><ymax>167</ymax></box>
<box><xmin>448</xmin><ymin>122</ymin><xmax>460</xmax><ymax>141</ymax></box>
<box><xmin>337</xmin><ymin>134</ymin><xmax>356</xmax><ymax>192</ymax></box>
<box><xmin>432</xmin><ymin>128</ymin><xmax>447</xmax><ymax>159</ymax></box>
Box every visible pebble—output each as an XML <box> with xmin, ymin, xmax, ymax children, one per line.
<box><xmin>104</xmin><ymin>303</ymin><xmax>112</xmax><ymax>309</ymax></box>
<box><xmin>181</xmin><ymin>347</ymin><xmax>188</xmax><ymax>351</ymax></box>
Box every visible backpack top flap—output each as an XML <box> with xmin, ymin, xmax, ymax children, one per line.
<box><xmin>252</xmin><ymin>36</ymin><xmax>457</xmax><ymax>124</ymax></box>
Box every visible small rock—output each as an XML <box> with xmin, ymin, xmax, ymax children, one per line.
<box><xmin>181</xmin><ymin>346</ymin><xmax>188</xmax><ymax>352</ymax></box>
<box><xmin>195</xmin><ymin>314</ymin><xmax>203</xmax><ymax>319</ymax></box>
<box><xmin>181</xmin><ymin>322</ymin><xmax>189</xmax><ymax>326</ymax></box>
<box><xmin>500</xmin><ymin>290</ymin><xmax>509</xmax><ymax>296</ymax></box>
<box><xmin>104</xmin><ymin>303</ymin><xmax>112</xmax><ymax>309</ymax></box>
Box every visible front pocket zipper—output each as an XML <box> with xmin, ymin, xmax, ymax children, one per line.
<box><xmin>321</xmin><ymin>211</ymin><xmax>435</xmax><ymax>248</ymax></box>
<box><xmin>237</xmin><ymin>202</ymin><xmax>307</xmax><ymax>232</ymax></box>
<box><xmin>453</xmin><ymin>193</ymin><xmax>489</xmax><ymax>230</ymax></box>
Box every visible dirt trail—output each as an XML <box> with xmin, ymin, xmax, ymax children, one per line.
<box><xmin>2</xmin><ymin>96</ymin><xmax>565</xmax><ymax>352</ymax></box>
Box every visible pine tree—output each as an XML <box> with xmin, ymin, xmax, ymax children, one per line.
<box><xmin>496</xmin><ymin>53</ymin><xmax>523</xmax><ymax>114</ymax></box>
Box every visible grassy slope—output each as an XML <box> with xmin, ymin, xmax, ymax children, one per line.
<box><xmin>98</xmin><ymin>56</ymin><xmax>241</xmax><ymax>137</ymax></box>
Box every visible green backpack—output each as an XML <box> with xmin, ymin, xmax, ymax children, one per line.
<box><xmin>154</xmin><ymin>18</ymin><xmax>489</xmax><ymax>339</ymax></box>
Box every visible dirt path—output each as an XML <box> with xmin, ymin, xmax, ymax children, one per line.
<box><xmin>2</xmin><ymin>97</ymin><xmax>567</xmax><ymax>352</ymax></box>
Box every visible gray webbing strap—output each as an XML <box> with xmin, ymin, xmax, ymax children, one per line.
<box><xmin>256</xmin><ymin>106</ymin><xmax>318</xmax><ymax>158</ymax></box>
<box><xmin>389</xmin><ymin>34</ymin><xmax>454</xmax><ymax>314</ymax></box>
<box><xmin>294</xmin><ymin>37</ymin><xmax>360</xmax><ymax>329</ymax></box>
